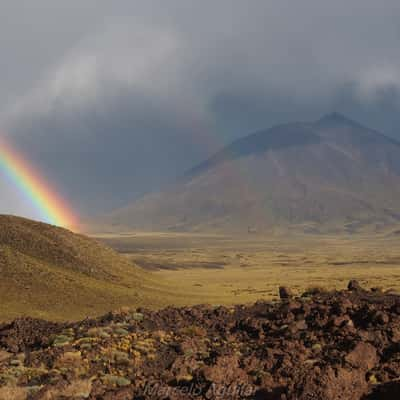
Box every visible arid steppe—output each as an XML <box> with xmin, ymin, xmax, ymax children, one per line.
<box><xmin>98</xmin><ymin>231</ymin><xmax>400</xmax><ymax>305</ymax></box>
<box><xmin>2</xmin><ymin>215</ymin><xmax>400</xmax><ymax>323</ymax></box>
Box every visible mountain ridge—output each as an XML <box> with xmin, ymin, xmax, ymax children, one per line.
<box><xmin>187</xmin><ymin>113</ymin><xmax>400</xmax><ymax>179</ymax></box>
<box><xmin>104</xmin><ymin>114</ymin><xmax>400</xmax><ymax>234</ymax></box>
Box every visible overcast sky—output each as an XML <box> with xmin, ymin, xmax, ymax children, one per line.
<box><xmin>1</xmin><ymin>0</ymin><xmax>400</xmax><ymax>219</ymax></box>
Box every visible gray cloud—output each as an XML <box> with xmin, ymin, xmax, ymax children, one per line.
<box><xmin>1</xmin><ymin>0</ymin><xmax>400</xmax><ymax>217</ymax></box>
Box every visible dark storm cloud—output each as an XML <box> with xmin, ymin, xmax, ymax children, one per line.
<box><xmin>1</xmin><ymin>0</ymin><xmax>400</xmax><ymax>215</ymax></box>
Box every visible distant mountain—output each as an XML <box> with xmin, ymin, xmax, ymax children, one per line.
<box><xmin>105</xmin><ymin>114</ymin><xmax>400</xmax><ymax>233</ymax></box>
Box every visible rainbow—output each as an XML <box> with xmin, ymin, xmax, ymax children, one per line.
<box><xmin>0</xmin><ymin>137</ymin><xmax>78</xmax><ymax>230</ymax></box>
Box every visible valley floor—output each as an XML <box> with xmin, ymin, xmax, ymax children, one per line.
<box><xmin>3</xmin><ymin>229</ymin><xmax>400</xmax><ymax>323</ymax></box>
<box><xmin>98</xmin><ymin>231</ymin><xmax>400</xmax><ymax>306</ymax></box>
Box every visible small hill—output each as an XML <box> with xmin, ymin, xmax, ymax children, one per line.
<box><xmin>0</xmin><ymin>215</ymin><xmax>138</xmax><ymax>279</ymax></box>
<box><xmin>105</xmin><ymin>113</ymin><xmax>400</xmax><ymax>234</ymax></box>
<box><xmin>0</xmin><ymin>215</ymin><xmax>158</xmax><ymax>321</ymax></box>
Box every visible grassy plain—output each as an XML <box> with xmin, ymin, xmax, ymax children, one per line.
<box><xmin>98</xmin><ymin>231</ymin><xmax>400</xmax><ymax>306</ymax></box>
<box><xmin>3</xmin><ymin>216</ymin><xmax>400</xmax><ymax>322</ymax></box>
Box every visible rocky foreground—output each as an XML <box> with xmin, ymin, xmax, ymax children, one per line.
<box><xmin>1</xmin><ymin>282</ymin><xmax>400</xmax><ymax>399</ymax></box>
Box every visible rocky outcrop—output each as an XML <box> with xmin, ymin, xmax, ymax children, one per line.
<box><xmin>0</xmin><ymin>282</ymin><xmax>399</xmax><ymax>399</ymax></box>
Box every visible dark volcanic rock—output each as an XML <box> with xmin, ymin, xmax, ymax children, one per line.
<box><xmin>348</xmin><ymin>279</ymin><xmax>363</xmax><ymax>291</ymax></box>
<box><xmin>296</xmin><ymin>366</ymin><xmax>368</xmax><ymax>400</ymax></box>
<box><xmin>279</xmin><ymin>286</ymin><xmax>293</xmax><ymax>299</ymax></box>
<box><xmin>345</xmin><ymin>343</ymin><xmax>378</xmax><ymax>370</ymax></box>
<box><xmin>363</xmin><ymin>380</ymin><xmax>400</xmax><ymax>399</ymax></box>
<box><xmin>0</xmin><ymin>288</ymin><xmax>400</xmax><ymax>399</ymax></box>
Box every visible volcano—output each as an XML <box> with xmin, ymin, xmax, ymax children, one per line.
<box><xmin>107</xmin><ymin>114</ymin><xmax>400</xmax><ymax>233</ymax></box>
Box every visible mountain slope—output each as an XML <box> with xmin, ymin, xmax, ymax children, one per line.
<box><xmin>0</xmin><ymin>215</ymin><xmax>157</xmax><ymax>321</ymax></box>
<box><xmin>105</xmin><ymin>113</ymin><xmax>400</xmax><ymax>234</ymax></box>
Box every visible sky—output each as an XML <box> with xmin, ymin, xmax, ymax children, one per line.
<box><xmin>1</xmin><ymin>0</ymin><xmax>400</xmax><ymax>219</ymax></box>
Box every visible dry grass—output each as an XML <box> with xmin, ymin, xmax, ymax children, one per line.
<box><xmin>99</xmin><ymin>231</ymin><xmax>400</xmax><ymax>306</ymax></box>
<box><xmin>2</xmin><ymin>215</ymin><xmax>400</xmax><ymax>322</ymax></box>
<box><xmin>0</xmin><ymin>216</ymin><xmax>176</xmax><ymax>321</ymax></box>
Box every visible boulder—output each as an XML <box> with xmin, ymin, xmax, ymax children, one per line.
<box><xmin>348</xmin><ymin>280</ymin><xmax>363</xmax><ymax>291</ymax></box>
<box><xmin>279</xmin><ymin>286</ymin><xmax>293</xmax><ymax>299</ymax></box>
